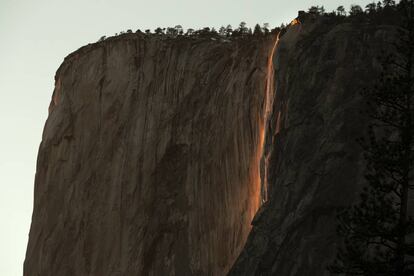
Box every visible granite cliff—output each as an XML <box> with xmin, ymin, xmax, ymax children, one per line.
<box><xmin>25</xmin><ymin>12</ymin><xmax>399</xmax><ymax>276</ymax></box>
<box><xmin>24</xmin><ymin>33</ymin><xmax>272</xmax><ymax>275</ymax></box>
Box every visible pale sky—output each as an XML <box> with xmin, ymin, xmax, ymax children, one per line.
<box><xmin>0</xmin><ymin>0</ymin><xmax>374</xmax><ymax>275</ymax></box>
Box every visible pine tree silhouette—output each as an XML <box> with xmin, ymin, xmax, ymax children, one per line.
<box><xmin>329</xmin><ymin>1</ymin><xmax>414</xmax><ymax>275</ymax></box>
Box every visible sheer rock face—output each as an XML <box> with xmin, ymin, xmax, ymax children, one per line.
<box><xmin>229</xmin><ymin>19</ymin><xmax>399</xmax><ymax>276</ymax></box>
<box><xmin>24</xmin><ymin>34</ymin><xmax>271</xmax><ymax>276</ymax></box>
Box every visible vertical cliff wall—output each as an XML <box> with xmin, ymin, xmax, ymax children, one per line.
<box><xmin>24</xmin><ymin>34</ymin><xmax>273</xmax><ymax>275</ymax></box>
<box><xmin>230</xmin><ymin>16</ymin><xmax>400</xmax><ymax>276</ymax></box>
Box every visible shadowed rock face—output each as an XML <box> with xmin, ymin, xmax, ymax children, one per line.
<box><xmin>24</xmin><ymin>34</ymin><xmax>272</xmax><ymax>276</ymax></box>
<box><xmin>229</xmin><ymin>18</ymin><xmax>399</xmax><ymax>276</ymax></box>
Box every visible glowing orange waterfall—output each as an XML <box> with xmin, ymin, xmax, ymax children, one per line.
<box><xmin>265</xmin><ymin>32</ymin><xmax>280</xmax><ymax>116</ymax></box>
<box><xmin>258</xmin><ymin>33</ymin><xmax>281</xmax><ymax>205</ymax></box>
<box><xmin>258</xmin><ymin>20</ymin><xmax>301</xmax><ymax>205</ymax></box>
<box><xmin>247</xmin><ymin>33</ymin><xmax>280</xmax><ymax>224</ymax></box>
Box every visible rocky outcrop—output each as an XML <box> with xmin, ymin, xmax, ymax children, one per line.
<box><xmin>229</xmin><ymin>17</ymin><xmax>399</xmax><ymax>276</ymax></box>
<box><xmin>24</xmin><ymin>34</ymin><xmax>273</xmax><ymax>275</ymax></box>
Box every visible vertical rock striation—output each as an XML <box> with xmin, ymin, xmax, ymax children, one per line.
<box><xmin>24</xmin><ymin>34</ymin><xmax>272</xmax><ymax>275</ymax></box>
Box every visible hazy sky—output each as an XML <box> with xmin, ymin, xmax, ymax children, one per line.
<box><xmin>0</xmin><ymin>0</ymin><xmax>374</xmax><ymax>275</ymax></box>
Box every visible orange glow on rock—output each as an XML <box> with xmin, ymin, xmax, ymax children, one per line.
<box><xmin>290</xmin><ymin>18</ymin><xmax>301</xmax><ymax>26</ymax></box>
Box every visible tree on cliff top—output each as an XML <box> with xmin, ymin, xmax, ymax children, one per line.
<box><xmin>154</xmin><ymin>27</ymin><xmax>164</xmax><ymax>35</ymax></box>
<box><xmin>337</xmin><ymin>5</ymin><xmax>346</xmax><ymax>16</ymax></box>
<box><xmin>309</xmin><ymin>5</ymin><xmax>325</xmax><ymax>15</ymax></box>
<box><xmin>263</xmin><ymin>23</ymin><xmax>270</xmax><ymax>34</ymax></box>
<box><xmin>225</xmin><ymin>25</ymin><xmax>233</xmax><ymax>37</ymax></box>
<box><xmin>329</xmin><ymin>1</ymin><xmax>414</xmax><ymax>275</ymax></box>
<box><xmin>232</xmin><ymin>21</ymin><xmax>248</xmax><ymax>37</ymax></box>
<box><xmin>349</xmin><ymin>5</ymin><xmax>363</xmax><ymax>16</ymax></box>
<box><xmin>383</xmin><ymin>0</ymin><xmax>396</xmax><ymax>6</ymax></box>
<box><xmin>365</xmin><ymin>2</ymin><xmax>377</xmax><ymax>13</ymax></box>
<box><xmin>253</xmin><ymin>24</ymin><xmax>263</xmax><ymax>36</ymax></box>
